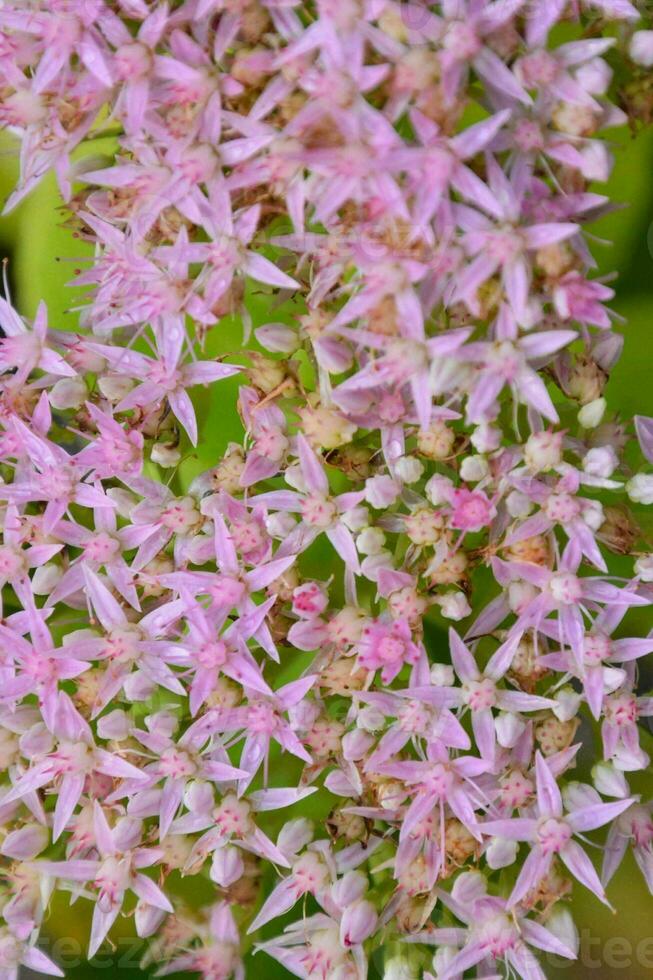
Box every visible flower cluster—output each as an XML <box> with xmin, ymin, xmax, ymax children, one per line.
<box><xmin>1</xmin><ymin>2</ymin><xmax>653</xmax><ymax>979</ymax></box>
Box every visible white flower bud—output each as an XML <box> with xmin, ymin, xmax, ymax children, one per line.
<box><xmin>576</xmin><ymin>57</ymin><xmax>611</xmax><ymax>96</ymax></box>
<box><xmin>49</xmin><ymin>376</ymin><xmax>87</xmax><ymax>410</ymax></box>
<box><xmin>486</xmin><ymin>837</ymin><xmax>518</xmax><ymax>870</ymax></box>
<box><xmin>508</xmin><ymin>581</ymin><xmax>538</xmax><ymax>613</ymax></box>
<box><xmin>151</xmin><ymin>442</ymin><xmax>181</xmax><ymax>468</ymax></box>
<box><xmin>495</xmin><ymin>711</ymin><xmax>525</xmax><ymax>748</ymax></box>
<box><xmin>459</xmin><ymin>454</ymin><xmax>488</xmax><ymax>482</ymax></box>
<box><xmin>255</xmin><ymin>322</ymin><xmax>299</xmax><ymax>353</ymax></box>
<box><xmin>506</xmin><ymin>490</ymin><xmax>533</xmax><ymax>519</ymax></box>
<box><xmin>97</xmin><ymin>709</ymin><xmax>131</xmax><ymax>741</ymax></box>
<box><xmin>430</xmin><ymin>663</ymin><xmax>455</xmax><ymax>686</ymax></box>
<box><xmin>285</xmin><ymin>463</ymin><xmax>308</xmax><ymax>492</ymax></box>
<box><xmin>365</xmin><ymin>474</ymin><xmax>401</xmax><ymax>509</ymax></box>
<box><xmin>425</xmin><ymin>474</ymin><xmax>454</xmax><ymax>506</ymax></box>
<box><xmin>394</xmin><ymin>455</ymin><xmax>424</xmax><ymax>484</ymax></box>
<box><xmin>583</xmin><ymin>445</ymin><xmax>617</xmax><ymax>478</ymax></box>
<box><xmin>592</xmin><ymin>761</ymin><xmax>629</xmax><ymax>798</ymax></box>
<box><xmin>627</xmin><ymin>474</ymin><xmax>653</xmax><ymax>504</ymax></box>
<box><xmin>578</xmin><ymin>397</ymin><xmax>606</xmax><ymax>429</ymax></box>
<box><xmin>552</xmin><ymin>686</ymin><xmax>581</xmax><ymax>722</ymax></box>
<box><xmin>437</xmin><ymin>591</ymin><xmax>471</xmax><ymax>621</ymax></box>
<box><xmin>357</xmin><ymin>705</ymin><xmax>385</xmax><ymax>732</ymax></box>
<box><xmin>546</xmin><ymin>907</ymin><xmax>579</xmax><ymax>958</ymax></box>
<box><xmin>562</xmin><ymin>781</ymin><xmax>600</xmax><ymax>813</ymax></box>
<box><xmin>97</xmin><ymin>373</ymin><xmax>134</xmax><ymax>402</ymax></box>
<box><xmin>581</xmin><ymin>499</ymin><xmax>604</xmax><ymax>531</ymax></box>
<box><xmin>356</xmin><ymin>526</ymin><xmax>385</xmax><ymax>556</ymax></box>
<box><xmin>341</xmin><ymin>505</ymin><xmax>369</xmax><ymax>532</ymax></box>
<box><xmin>630</xmin><ymin>30</ymin><xmax>653</xmax><ymax>67</ymax></box>
<box><xmin>31</xmin><ymin>562</ymin><xmax>62</xmax><ymax>595</ymax></box>
<box><xmin>265</xmin><ymin>512</ymin><xmax>296</xmax><ymax>538</ymax></box>
<box><xmin>635</xmin><ymin>554</ymin><xmax>653</xmax><ymax>582</ymax></box>
<box><xmin>210</xmin><ymin>847</ymin><xmax>244</xmax><ymax>887</ymax></box>
<box><xmin>471</xmin><ymin>423</ymin><xmax>501</xmax><ymax>453</ymax></box>
<box><xmin>524</xmin><ymin>431</ymin><xmax>563</xmax><ymax>471</ymax></box>
<box><xmin>277</xmin><ymin>818</ymin><xmax>314</xmax><ymax>857</ymax></box>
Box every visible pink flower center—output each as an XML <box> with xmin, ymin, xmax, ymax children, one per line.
<box><xmin>548</xmin><ymin>572</ymin><xmax>583</xmax><ymax>605</ymax></box>
<box><xmin>197</xmin><ymin>641</ymin><xmax>229</xmax><ymax>670</ymax></box>
<box><xmin>84</xmin><ymin>532</ymin><xmax>120</xmax><ymax>564</ymax></box>
<box><xmin>584</xmin><ymin>633</ymin><xmax>611</xmax><ymax>665</ymax></box>
<box><xmin>423</xmin><ymin>762</ymin><xmax>454</xmax><ymax>797</ymax></box>
<box><xmin>158</xmin><ymin>747</ymin><xmax>196</xmax><ymax>778</ymax></box>
<box><xmin>545</xmin><ymin>493</ymin><xmax>580</xmax><ymax>523</ymax></box>
<box><xmin>210</xmin><ymin>576</ymin><xmax>247</xmax><ymax>609</ymax></box>
<box><xmin>466</xmin><ymin>677</ymin><xmax>497</xmax><ymax>711</ymax></box>
<box><xmin>301</xmin><ymin>495</ymin><xmax>337</xmax><ymax>529</ymax></box>
<box><xmin>537</xmin><ymin>817</ymin><xmax>572</xmax><ymax>854</ymax></box>
<box><xmin>606</xmin><ymin>693</ymin><xmax>638</xmax><ymax>727</ymax></box>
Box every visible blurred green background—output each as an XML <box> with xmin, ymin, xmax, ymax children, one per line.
<box><xmin>2</xmin><ymin>117</ymin><xmax>653</xmax><ymax>978</ymax></box>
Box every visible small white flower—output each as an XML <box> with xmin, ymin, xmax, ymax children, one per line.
<box><xmin>578</xmin><ymin>397</ymin><xmax>606</xmax><ymax>429</ymax></box>
<box><xmin>627</xmin><ymin>473</ymin><xmax>653</xmax><ymax>505</ymax></box>
<box><xmin>394</xmin><ymin>455</ymin><xmax>424</xmax><ymax>484</ymax></box>
<box><xmin>459</xmin><ymin>454</ymin><xmax>488</xmax><ymax>482</ymax></box>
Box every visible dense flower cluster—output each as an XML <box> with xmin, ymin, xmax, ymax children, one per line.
<box><xmin>2</xmin><ymin>2</ymin><xmax>653</xmax><ymax>979</ymax></box>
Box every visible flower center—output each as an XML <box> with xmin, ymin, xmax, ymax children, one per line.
<box><xmin>537</xmin><ymin>817</ymin><xmax>572</xmax><ymax>854</ymax></box>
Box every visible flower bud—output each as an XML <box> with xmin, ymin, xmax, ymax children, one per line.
<box><xmin>339</xmin><ymin>899</ymin><xmax>377</xmax><ymax>947</ymax></box>
<box><xmin>417</xmin><ymin>420</ymin><xmax>455</xmax><ymax>459</ymax></box>
<box><xmin>583</xmin><ymin>445</ymin><xmax>617</xmax><ymax>478</ymax></box>
<box><xmin>342</xmin><ymin>729</ymin><xmax>374</xmax><ymax>761</ymax></box>
<box><xmin>356</xmin><ymin>705</ymin><xmax>385</xmax><ymax>732</ymax></box>
<box><xmin>436</xmin><ymin>591</ymin><xmax>471</xmax><ymax>621</ymax></box>
<box><xmin>430</xmin><ymin>663</ymin><xmax>455</xmax><ymax>686</ymax></box>
<box><xmin>486</xmin><ymin>837</ymin><xmax>518</xmax><ymax>870</ymax></box>
<box><xmin>627</xmin><ymin>474</ymin><xmax>653</xmax><ymax>504</ymax></box>
<box><xmin>395</xmin><ymin>455</ymin><xmax>424</xmax><ymax>484</ymax></box>
<box><xmin>49</xmin><ymin>376</ymin><xmax>87</xmax><ymax>410</ymax></box>
<box><xmin>331</xmin><ymin>871</ymin><xmax>367</xmax><ymax>909</ymax></box>
<box><xmin>31</xmin><ymin>562</ymin><xmax>62</xmax><ymax>595</ymax></box>
<box><xmin>459</xmin><ymin>454</ymin><xmax>488</xmax><ymax>482</ymax></box>
<box><xmin>578</xmin><ymin>397</ymin><xmax>606</xmax><ymax>429</ymax></box>
<box><xmin>266</xmin><ymin>512</ymin><xmax>297</xmax><ymax>538</ymax></box>
<box><xmin>545</xmin><ymin>906</ymin><xmax>579</xmax><ymax>958</ymax></box>
<box><xmin>255</xmin><ymin>323</ymin><xmax>299</xmax><ymax>353</ymax></box>
<box><xmin>210</xmin><ymin>846</ymin><xmax>244</xmax><ymax>887</ymax></box>
<box><xmin>592</xmin><ymin>761</ymin><xmax>630</xmax><ymax>798</ymax></box>
<box><xmin>506</xmin><ymin>490</ymin><xmax>533</xmax><ymax>518</ymax></box>
<box><xmin>425</xmin><ymin>474</ymin><xmax>454</xmax><ymax>506</ymax></box>
<box><xmin>277</xmin><ymin>818</ymin><xmax>314</xmax><ymax>857</ymax></box>
<box><xmin>524</xmin><ymin>431</ymin><xmax>563</xmax><ymax>471</ymax></box>
<box><xmin>98</xmin><ymin>373</ymin><xmax>134</xmax><ymax>402</ymax></box>
<box><xmin>151</xmin><ymin>442</ymin><xmax>181</xmax><ymax>467</ymax></box>
<box><xmin>365</xmin><ymin>475</ymin><xmax>401</xmax><ymax>509</ymax></box>
<box><xmin>562</xmin><ymin>781</ymin><xmax>601</xmax><ymax>813</ymax></box>
<box><xmin>97</xmin><ymin>709</ymin><xmax>131</xmax><ymax>741</ymax></box>
<box><xmin>471</xmin><ymin>423</ymin><xmax>501</xmax><ymax>453</ymax></box>
<box><xmin>357</xmin><ymin>526</ymin><xmax>385</xmax><ymax>556</ymax></box>
<box><xmin>635</xmin><ymin>554</ymin><xmax>653</xmax><ymax>582</ymax></box>
<box><xmin>552</xmin><ymin>686</ymin><xmax>581</xmax><ymax>722</ymax></box>
<box><xmin>495</xmin><ymin>711</ymin><xmax>525</xmax><ymax>748</ymax></box>
<box><xmin>630</xmin><ymin>30</ymin><xmax>653</xmax><ymax>67</ymax></box>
